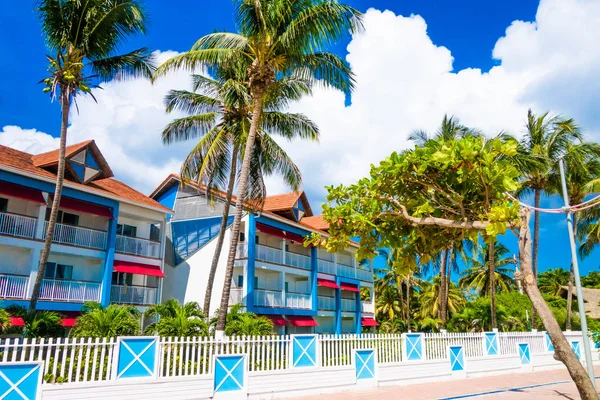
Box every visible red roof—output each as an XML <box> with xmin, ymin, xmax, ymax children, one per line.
<box><xmin>0</xmin><ymin>142</ymin><xmax>170</xmax><ymax>214</ymax></box>
<box><xmin>286</xmin><ymin>315</ymin><xmax>318</xmax><ymax>327</ymax></box>
<box><xmin>263</xmin><ymin>192</ymin><xmax>302</xmax><ymax>212</ymax></box>
<box><xmin>114</xmin><ymin>260</ymin><xmax>166</xmax><ymax>277</ymax></box>
<box><xmin>33</xmin><ymin>141</ymin><xmax>94</xmax><ymax>167</ymax></box>
<box><xmin>361</xmin><ymin>317</ymin><xmax>379</xmax><ymax>327</ymax></box>
<box><xmin>301</xmin><ymin>216</ymin><xmax>329</xmax><ymax>231</ymax></box>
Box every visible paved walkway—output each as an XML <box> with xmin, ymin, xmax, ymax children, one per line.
<box><xmin>284</xmin><ymin>367</ymin><xmax>600</xmax><ymax>399</ymax></box>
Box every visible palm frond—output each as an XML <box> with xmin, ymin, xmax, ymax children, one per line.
<box><xmin>161</xmin><ymin>113</ymin><xmax>218</xmax><ymax>144</ymax></box>
<box><xmin>89</xmin><ymin>47</ymin><xmax>155</xmax><ymax>80</ymax></box>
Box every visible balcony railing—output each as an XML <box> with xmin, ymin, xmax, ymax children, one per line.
<box><xmin>337</xmin><ymin>264</ymin><xmax>355</xmax><ymax>279</ymax></box>
<box><xmin>362</xmin><ymin>301</ymin><xmax>374</xmax><ymax>314</ymax></box>
<box><xmin>229</xmin><ymin>288</ymin><xmax>245</xmax><ymax>306</ymax></box>
<box><xmin>317</xmin><ymin>258</ymin><xmax>336</xmax><ymax>275</ymax></box>
<box><xmin>236</xmin><ymin>243</ymin><xmax>248</xmax><ymax>258</ymax></box>
<box><xmin>317</xmin><ymin>295</ymin><xmax>335</xmax><ymax>311</ymax></box>
<box><xmin>110</xmin><ymin>284</ymin><xmax>158</xmax><ymax>305</ymax></box>
<box><xmin>286</xmin><ymin>292</ymin><xmax>311</xmax><ymax>309</ymax></box>
<box><xmin>44</xmin><ymin>222</ymin><xmax>107</xmax><ymax>250</ymax></box>
<box><xmin>341</xmin><ymin>298</ymin><xmax>357</xmax><ymax>312</ymax></box>
<box><xmin>356</xmin><ymin>269</ymin><xmax>373</xmax><ymax>282</ymax></box>
<box><xmin>255</xmin><ymin>244</ymin><xmax>283</xmax><ymax>265</ymax></box>
<box><xmin>115</xmin><ymin>235</ymin><xmax>161</xmax><ymax>259</ymax></box>
<box><xmin>254</xmin><ymin>289</ymin><xmax>284</xmax><ymax>308</ymax></box>
<box><xmin>40</xmin><ymin>279</ymin><xmax>101</xmax><ymax>302</ymax></box>
<box><xmin>0</xmin><ymin>212</ymin><xmax>37</xmax><ymax>239</ymax></box>
<box><xmin>286</xmin><ymin>252</ymin><xmax>311</xmax><ymax>270</ymax></box>
<box><xmin>0</xmin><ymin>274</ymin><xmax>29</xmax><ymax>299</ymax></box>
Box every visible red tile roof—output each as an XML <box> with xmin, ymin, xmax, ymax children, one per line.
<box><xmin>301</xmin><ymin>215</ymin><xmax>329</xmax><ymax>231</ymax></box>
<box><xmin>263</xmin><ymin>192</ymin><xmax>302</xmax><ymax>212</ymax></box>
<box><xmin>0</xmin><ymin>143</ymin><xmax>171</xmax><ymax>214</ymax></box>
<box><xmin>32</xmin><ymin>141</ymin><xmax>92</xmax><ymax>167</ymax></box>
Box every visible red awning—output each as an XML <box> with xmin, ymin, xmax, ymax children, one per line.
<box><xmin>286</xmin><ymin>315</ymin><xmax>318</xmax><ymax>327</ymax></box>
<box><xmin>58</xmin><ymin>196</ymin><xmax>114</xmax><ymax>219</ymax></box>
<box><xmin>361</xmin><ymin>317</ymin><xmax>379</xmax><ymax>327</ymax></box>
<box><xmin>114</xmin><ymin>260</ymin><xmax>166</xmax><ymax>277</ymax></box>
<box><xmin>317</xmin><ymin>278</ymin><xmax>339</xmax><ymax>289</ymax></box>
<box><xmin>10</xmin><ymin>317</ymin><xmax>24</xmax><ymax>327</ymax></box>
<box><xmin>256</xmin><ymin>223</ymin><xmax>307</xmax><ymax>243</ymax></box>
<box><xmin>61</xmin><ymin>318</ymin><xmax>77</xmax><ymax>327</ymax></box>
<box><xmin>266</xmin><ymin>315</ymin><xmax>287</xmax><ymax>326</ymax></box>
<box><xmin>340</xmin><ymin>283</ymin><xmax>360</xmax><ymax>293</ymax></box>
<box><xmin>0</xmin><ymin>181</ymin><xmax>46</xmax><ymax>204</ymax></box>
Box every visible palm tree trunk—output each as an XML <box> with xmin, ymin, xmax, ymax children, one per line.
<box><xmin>531</xmin><ymin>189</ymin><xmax>541</xmax><ymax>330</ymax></box>
<box><xmin>439</xmin><ymin>250</ymin><xmax>448</xmax><ymax>324</ymax></box>
<box><xmin>29</xmin><ymin>88</ymin><xmax>70</xmax><ymax>311</ymax></box>
<box><xmin>517</xmin><ymin>208</ymin><xmax>596</xmax><ymax>399</ymax></box>
<box><xmin>215</xmin><ymin>88</ymin><xmax>265</xmax><ymax>335</ymax></box>
<box><xmin>397</xmin><ymin>276</ymin><xmax>404</xmax><ymax>322</ymax></box>
<box><xmin>566</xmin><ymin>214</ymin><xmax>578</xmax><ymax>330</ymax></box>
<box><xmin>405</xmin><ymin>278</ymin><xmax>411</xmax><ymax>330</ymax></box>
<box><xmin>489</xmin><ymin>239</ymin><xmax>497</xmax><ymax>330</ymax></box>
<box><xmin>203</xmin><ymin>145</ymin><xmax>239</xmax><ymax>316</ymax></box>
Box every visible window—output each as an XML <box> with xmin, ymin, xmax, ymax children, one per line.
<box><xmin>150</xmin><ymin>224</ymin><xmax>160</xmax><ymax>241</ymax></box>
<box><xmin>44</xmin><ymin>262</ymin><xmax>73</xmax><ymax>280</ymax></box>
<box><xmin>284</xmin><ymin>282</ymin><xmax>289</xmax><ymax>292</ymax></box>
<box><xmin>239</xmin><ymin>232</ymin><xmax>245</xmax><ymax>242</ymax></box>
<box><xmin>112</xmin><ymin>271</ymin><xmax>133</xmax><ymax>286</ymax></box>
<box><xmin>255</xmin><ymin>235</ymin><xmax>259</xmax><ymax>244</ymax></box>
<box><xmin>117</xmin><ymin>224</ymin><xmax>137</xmax><ymax>237</ymax></box>
<box><xmin>237</xmin><ymin>275</ymin><xmax>244</xmax><ymax>287</ymax></box>
<box><xmin>254</xmin><ymin>277</ymin><xmax>259</xmax><ymax>288</ymax></box>
<box><xmin>45</xmin><ymin>209</ymin><xmax>79</xmax><ymax>226</ymax></box>
<box><xmin>0</xmin><ymin>197</ymin><xmax>7</xmax><ymax>213</ymax></box>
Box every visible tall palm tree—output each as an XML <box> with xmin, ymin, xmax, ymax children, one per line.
<box><xmin>509</xmin><ymin>110</ymin><xmax>581</xmax><ymax>328</ymax></box>
<box><xmin>144</xmin><ymin>299</ymin><xmax>208</xmax><ymax>337</ymax></box>
<box><xmin>162</xmin><ymin>63</ymin><xmax>318</xmax><ymax>315</ymax></box>
<box><xmin>31</xmin><ymin>0</ymin><xmax>154</xmax><ymax>311</ymax></box>
<box><xmin>156</xmin><ymin>0</ymin><xmax>362</xmax><ymax>335</ymax></box>
<box><xmin>418</xmin><ymin>278</ymin><xmax>465</xmax><ymax>320</ymax></box>
<box><xmin>70</xmin><ymin>302</ymin><xmax>140</xmax><ymax>338</ymax></box>
<box><xmin>375</xmin><ymin>285</ymin><xmax>401</xmax><ymax>321</ymax></box>
<box><xmin>538</xmin><ymin>268</ymin><xmax>571</xmax><ymax>296</ymax></box>
<box><xmin>459</xmin><ymin>240</ymin><xmax>516</xmax><ymax>298</ymax></box>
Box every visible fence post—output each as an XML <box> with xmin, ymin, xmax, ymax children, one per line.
<box><xmin>0</xmin><ymin>361</ymin><xmax>43</xmax><ymax>400</ymax></box>
<box><xmin>483</xmin><ymin>332</ymin><xmax>499</xmax><ymax>356</ymax></box>
<box><xmin>112</xmin><ymin>336</ymin><xmax>159</xmax><ymax>380</ymax></box>
<box><xmin>518</xmin><ymin>343</ymin><xmax>532</xmax><ymax>371</ymax></box>
<box><xmin>353</xmin><ymin>348</ymin><xmax>377</xmax><ymax>386</ymax></box>
<box><xmin>213</xmin><ymin>354</ymin><xmax>248</xmax><ymax>400</ymax></box>
<box><xmin>449</xmin><ymin>345</ymin><xmax>466</xmax><ymax>377</ymax></box>
<box><xmin>402</xmin><ymin>333</ymin><xmax>425</xmax><ymax>361</ymax></box>
<box><xmin>571</xmin><ymin>341</ymin><xmax>581</xmax><ymax>360</ymax></box>
<box><xmin>544</xmin><ymin>332</ymin><xmax>554</xmax><ymax>353</ymax></box>
<box><xmin>290</xmin><ymin>334</ymin><xmax>319</xmax><ymax>368</ymax></box>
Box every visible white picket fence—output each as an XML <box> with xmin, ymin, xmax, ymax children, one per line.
<box><xmin>0</xmin><ymin>331</ymin><xmax>586</xmax><ymax>385</ymax></box>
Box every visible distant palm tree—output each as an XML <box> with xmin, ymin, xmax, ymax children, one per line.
<box><xmin>0</xmin><ymin>308</ymin><xmax>9</xmax><ymax>333</ymax></box>
<box><xmin>537</xmin><ymin>268</ymin><xmax>571</xmax><ymax>296</ymax></box>
<box><xmin>70</xmin><ymin>302</ymin><xmax>139</xmax><ymax>338</ymax></box>
<box><xmin>156</xmin><ymin>0</ymin><xmax>362</xmax><ymax>335</ymax></box>
<box><xmin>144</xmin><ymin>299</ymin><xmax>208</xmax><ymax>337</ymax></box>
<box><xmin>418</xmin><ymin>278</ymin><xmax>464</xmax><ymax>320</ymax></box>
<box><xmin>225</xmin><ymin>313</ymin><xmax>274</xmax><ymax>336</ymax></box>
<box><xmin>31</xmin><ymin>0</ymin><xmax>154</xmax><ymax>311</ymax></box>
<box><xmin>7</xmin><ymin>306</ymin><xmax>64</xmax><ymax>338</ymax></box>
<box><xmin>459</xmin><ymin>240</ymin><xmax>516</xmax><ymax>297</ymax></box>
<box><xmin>375</xmin><ymin>286</ymin><xmax>402</xmax><ymax>321</ymax></box>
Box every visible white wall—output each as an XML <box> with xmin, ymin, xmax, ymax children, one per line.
<box><xmin>0</xmin><ymin>245</ymin><xmax>31</xmax><ymax>275</ymax></box>
<box><xmin>117</xmin><ymin>216</ymin><xmax>152</xmax><ymax>240</ymax></box>
<box><xmin>314</xmin><ymin>316</ymin><xmax>335</xmax><ymax>334</ymax></box>
<box><xmin>46</xmin><ymin>254</ymin><xmax>103</xmax><ymax>282</ymax></box>
<box><xmin>3</xmin><ymin>197</ymin><xmax>40</xmax><ymax>218</ymax></box>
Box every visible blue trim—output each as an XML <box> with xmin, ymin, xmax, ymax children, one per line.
<box><xmin>310</xmin><ymin>247</ymin><xmax>318</xmax><ymax>313</ymax></box>
<box><xmin>155</xmin><ymin>182</ymin><xmax>178</xmax><ymax>222</ymax></box>
<box><xmin>246</xmin><ymin>214</ymin><xmax>256</xmax><ymax>311</ymax></box>
<box><xmin>255</xmin><ymin>215</ymin><xmax>312</xmax><ymax>237</ymax></box>
<box><xmin>100</xmin><ymin>204</ymin><xmax>119</xmax><ymax>306</ymax></box>
<box><xmin>355</xmin><ymin>284</ymin><xmax>362</xmax><ymax>334</ymax></box>
<box><xmin>1</xmin><ymin>300</ymin><xmax>87</xmax><ymax>311</ymax></box>
<box><xmin>70</xmin><ymin>161</ymin><xmax>85</xmax><ymax>182</ymax></box>
<box><xmin>335</xmin><ymin>276</ymin><xmax>342</xmax><ymax>335</ymax></box>
<box><xmin>338</xmin><ymin>276</ymin><xmax>361</xmax><ymax>286</ymax></box>
<box><xmin>86</xmin><ymin>151</ymin><xmax>100</xmax><ymax>169</ymax></box>
<box><xmin>254</xmin><ymin>307</ymin><xmax>315</xmax><ymax>316</ymax></box>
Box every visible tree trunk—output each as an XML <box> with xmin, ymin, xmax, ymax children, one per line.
<box><xmin>517</xmin><ymin>208</ymin><xmax>596</xmax><ymax>399</ymax></box>
<box><xmin>489</xmin><ymin>239</ymin><xmax>497</xmax><ymax>330</ymax></box>
<box><xmin>397</xmin><ymin>276</ymin><xmax>404</xmax><ymax>322</ymax></box>
<box><xmin>439</xmin><ymin>250</ymin><xmax>448</xmax><ymax>324</ymax></box>
<box><xmin>406</xmin><ymin>278</ymin><xmax>411</xmax><ymax>329</ymax></box>
<box><xmin>29</xmin><ymin>89</ymin><xmax>70</xmax><ymax>311</ymax></box>
<box><xmin>566</xmin><ymin>214</ymin><xmax>579</xmax><ymax>330</ymax></box>
<box><xmin>202</xmin><ymin>145</ymin><xmax>239</xmax><ymax>316</ymax></box>
<box><xmin>215</xmin><ymin>89</ymin><xmax>265</xmax><ymax>335</ymax></box>
<box><xmin>531</xmin><ymin>189</ymin><xmax>541</xmax><ymax>330</ymax></box>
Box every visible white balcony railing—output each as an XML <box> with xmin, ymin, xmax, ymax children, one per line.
<box><xmin>255</xmin><ymin>245</ymin><xmax>283</xmax><ymax>265</ymax></box>
<box><xmin>254</xmin><ymin>289</ymin><xmax>284</xmax><ymax>308</ymax></box>
<box><xmin>286</xmin><ymin>293</ymin><xmax>311</xmax><ymax>309</ymax></box>
<box><xmin>115</xmin><ymin>235</ymin><xmax>161</xmax><ymax>259</ymax></box>
<box><xmin>286</xmin><ymin>252</ymin><xmax>311</xmax><ymax>270</ymax></box>
<box><xmin>44</xmin><ymin>222</ymin><xmax>107</xmax><ymax>250</ymax></box>
<box><xmin>40</xmin><ymin>279</ymin><xmax>101</xmax><ymax>302</ymax></box>
<box><xmin>317</xmin><ymin>258</ymin><xmax>336</xmax><ymax>275</ymax></box>
<box><xmin>229</xmin><ymin>288</ymin><xmax>245</xmax><ymax>305</ymax></box>
<box><xmin>0</xmin><ymin>274</ymin><xmax>29</xmax><ymax>299</ymax></box>
<box><xmin>110</xmin><ymin>285</ymin><xmax>158</xmax><ymax>305</ymax></box>
<box><xmin>361</xmin><ymin>301</ymin><xmax>374</xmax><ymax>314</ymax></box>
<box><xmin>341</xmin><ymin>298</ymin><xmax>357</xmax><ymax>312</ymax></box>
<box><xmin>0</xmin><ymin>212</ymin><xmax>37</xmax><ymax>239</ymax></box>
<box><xmin>317</xmin><ymin>295</ymin><xmax>335</xmax><ymax>311</ymax></box>
<box><xmin>357</xmin><ymin>269</ymin><xmax>373</xmax><ymax>282</ymax></box>
<box><xmin>236</xmin><ymin>243</ymin><xmax>248</xmax><ymax>258</ymax></box>
<box><xmin>337</xmin><ymin>264</ymin><xmax>355</xmax><ymax>279</ymax></box>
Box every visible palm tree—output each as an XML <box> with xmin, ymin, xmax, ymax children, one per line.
<box><xmin>31</xmin><ymin>0</ymin><xmax>154</xmax><ymax>311</ymax></box>
<box><xmin>70</xmin><ymin>302</ymin><xmax>140</xmax><ymax>338</ymax></box>
<box><xmin>509</xmin><ymin>110</ymin><xmax>581</xmax><ymax>328</ymax></box>
<box><xmin>144</xmin><ymin>299</ymin><xmax>208</xmax><ymax>336</ymax></box>
<box><xmin>418</xmin><ymin>278</ymin><xmax>464</xmax><ymax>320</ymax></box>
<box><xmin>459</xmin><ymin>240</ymin><xmax>516</xmax><ymax>296</ymax></box>
<box><xmin>225</xmin><ymin>313</ymin><xmax>274</xmax><ymax>336</ymax></box>
<box><xmin>162</xmin><ymin>63</ymin><xmax>317</xmax><ymax>315</ymax></box>
<box><xmin>0</xmin><ymin>307</ymin><xmax>9</xmax><ymax>334</ymax></box>
<box><xmin>375</xmin><ymin>286</ymin><xmax>401</xmax><ymax>321</ymax></box>
<box><xmin>156</xmin><ymin>0</ymin><xmax>362</xmax><ymax>335</ymax></box>
<box><xmin>538</xmin><ymin>268</ymin><xmax>571</xmax><ymax>296</ymax></box>
<box><xmin>7</xmin><ymin>306</ymin><xmax>64</xmax><ymax>338</ymax></box>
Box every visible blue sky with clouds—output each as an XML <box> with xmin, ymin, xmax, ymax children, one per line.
<box><xmin>0</xmin><ymin>0</ymin><xmax>599</xmax><ymax>277</ymax></box>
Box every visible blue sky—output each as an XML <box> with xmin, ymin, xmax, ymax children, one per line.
<box><xmin>1</xmin><ymin>0</ymin><xmax>599</xmax><ymax>278</ymax></box>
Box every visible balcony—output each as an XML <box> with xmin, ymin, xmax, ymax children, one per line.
<box><xmin>44</xmin><ymin>221</ymin><xmax>107</xmax><ymax>250</ymax></box>
<box><xmin>285</xmin><ymin>292</ymin><xmax>311</xmax><ymax>309</ymax></box>
<box><xmin>115</xmin><ymin>235</ymin><xmax>161</xmax><ymax>259</ymax></box>
<box><xmin>286</xmin><ymin>252</ymin><xmax>311</xmax><ymax>270</ymax></box>
<box><xmin>254</xmin><ymin>244</ymin><xmax>311</xmax><ymax>271</ymax></box>
<box><xmin>256</xmin><ymin>244</ymin><xmax>282</xmax><ymax>265</ymax></box>
<box><xmin>229</xmin><ymin>288</ymin><xmax>245</xmax><ymax>306</ymax></box>
<box><xmin>341</xmin><ymin>298</ymin><xmax>357</xmax><ymax>312</ymax></box>
<box><xmin>361</xmin><ymin>301</ymin><xmax>374</xmax><ymax>314</ymax></box>
<box><xmin>317</xmin><ymin>258</ymin><xmax>336</xmax><ymax>275</ymax></box>
<box><xmin>0</xmin><ymin>212</ymin><xmax>37</xmax><ymax>239</ymax></box>
<box><xmin>254</xmin><ymin>288</ymin><xmax>284</xmax><ymax>308</ymax></box>
<box><xmin>110</xmin><ymin>284</ymin><xmax>158</xmax><ymax>305</ymax></box>
<box><xmin>337</xmin><ymin>264</ymin><xmax>355</xmax><ymax>279</ymax></box>
<box><xmin>356</xmin><ymin>269</ymin><xmax>373</xmax><ymax>282</ymax></box>
<box><xmin>0</xmin><ymin>274</ymin><xmax>29</xmax><ymax>299</ymax></box>
<box><xmin>318</xmin><ymin>295</ymin><xmax>335</xmax><ymax>311</ymax></box>
<box><xmin>39</xmin><ymin>279</ymin><xmax>101</xmax><ymax>302</ymax></box>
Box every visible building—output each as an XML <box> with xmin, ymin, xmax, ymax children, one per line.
<box><xmin>0</xmin><ymin>141</ymin><xmax>170</xmax><ymax>325</ymax></box>
<box><xmin>151</xmin><ymin>175</ymin><xmax>377</xmax><ymax>334</ymax></box>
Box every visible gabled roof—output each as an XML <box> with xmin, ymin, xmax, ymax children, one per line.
<box><xmin>0</xmin><ymin>143</ymin><xmax>170</xmax><ymax>214</ymax></box>
<box><xmin>263</xmin><ymin>191</ymin><xmax>313</xmax><ymax>222</ymax></box>
<box><xmin>301</xmin><ymin>215</ymin><xmax>329</xmax><ymax>231</ymax></box>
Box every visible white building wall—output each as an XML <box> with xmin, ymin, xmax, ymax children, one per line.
<box><xmin>4</xmin><ymin>198</ymin><xmax>39</xmax><ymax>218</ymax></box>
<box><xmin>46</xmin><ymin>254</ymin><xmax>104</xmax><ymax>282</ymax></box>
<box><xmin>0</xmin><ymin>245</ymin><xmax>31</xmax><ymax>276</ymax></box>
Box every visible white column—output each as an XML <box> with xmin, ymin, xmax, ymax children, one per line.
<box><xmin>26</xmin><ymin>248</ymin><xmax>42</xmax><ymax>298</ymax></box>
<box><xmin>281</xmin><ymin>271</ymin><xmax>286</xmax><ymax>308</ymax></box>
<box><xmin>159</xmin><ymin>217</ymin><xmax>168</xmax><ymax>259</ymax></box>
<box><xmin>281</xmin><ymin>238</ymin><xmax>286</xmax><ymax>266</ymax></box>
<box><xmin>34</xmin><ymin>193</ymin><xmax>49</xmax><ymax>240</ymax></box>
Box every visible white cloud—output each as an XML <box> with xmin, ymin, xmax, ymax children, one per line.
<box><xmin>0</xmin><ymin>125</ymin><xmax>58</xmax><ymax>154</ymax></box>
<box><xmin>2</xmin><ymin>0</ymin><xmax>600</xmax><ymax>205</ymax></box>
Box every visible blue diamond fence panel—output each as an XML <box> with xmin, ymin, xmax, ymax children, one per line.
<box><xmin>353</xmin><ymin>349</ymin><xmax>376</xmax><ymax>380</ymax></box>
<box><xmin>449</xmin><ymin>346</ymin><xmax>465</xmax><ymax>372</ymax></box>
<box><xmin>113</xmin><ymin>336</ymin><xmax>159</xmax><ymax>380</ymax></box>
<box><xmin>213</xmin><ymin>354</ymin><xmax>247</xmax><ymax>397</ymax></box>
<box><xmin>0</xmin><ymin>361</ymin><xmax>43</xmax><ymax>400</ymax></box>
<box><xmin>518</xmin><ymin>343</ymin><xmax>531</xmax><ymax>365</ymax></box>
